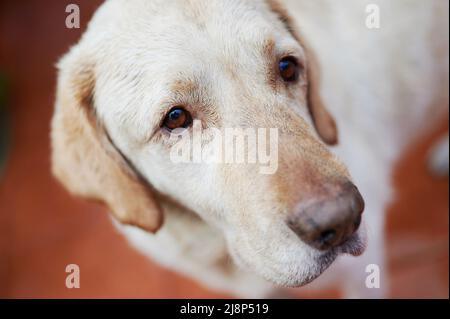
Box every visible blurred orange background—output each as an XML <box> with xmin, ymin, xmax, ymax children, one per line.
<box><xmin>0</xmin><ymin>0</ymin><xmax>448</xmax><ymax>298</ymax></box>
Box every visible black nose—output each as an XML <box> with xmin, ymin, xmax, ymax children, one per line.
<box><xmin>287</xmin><ymin>182</ymin><xmax>364</xmax><ymax>250</ymax></box>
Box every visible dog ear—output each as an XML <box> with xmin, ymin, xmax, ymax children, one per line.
<box><xmin>51</xmin><ymin>50</ymin><xmax>163</xmax><ymax>232</ymax></box>
<box><xmin>267</xmin><ymin>0</ymin><xmax>338</xmax><ymax>145</ymax></box>
<box><xmin>303</xmin><ymin>47</ymin><xmax>338</xmax><ymax>145</ymax></box>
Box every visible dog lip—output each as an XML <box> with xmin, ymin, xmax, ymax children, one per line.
<box><xmin>305</xmin><ymin>233</ymin><xmax>366</xmax><ymax>286</ymax></box>
<box><xmin>296</xmin><ymin>251</ymin><xmax>338</xmax><ymax>287</ymax></box>
<box><xmin>336</xmin><ymin>232</ymin><xmax>367</xmax><ymax>256</ymax></box>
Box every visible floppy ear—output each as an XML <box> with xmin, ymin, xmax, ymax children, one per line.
<box><xmin>267</xmin><ymin>0</ymin><xmax>338</xmax><ymax>145</ymax></box>
<box><xmin>51</xmin><ymin>50</ymin><xmax>163</xmax><ymax>232</ymax></box>
<box><xmin>303</xmin><ymin>47</ymin><xmax>338</xmax><ymax>145</ymax></box>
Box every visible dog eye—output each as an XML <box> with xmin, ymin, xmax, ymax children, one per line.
<box><xmin>162</xmin><ymin>107</ymin><xmax>193</xmax><ymax>130</ymax></box>
<box><xmin>279</xmin><ymin>57</ymin><xmax>300</xmax><ymax>82</ymax></box>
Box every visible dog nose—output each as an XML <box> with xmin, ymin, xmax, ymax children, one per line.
<box><xmin>287</xmin><ymin>182</ymin><xmax>364</xmax><ymax>251</ymax></box>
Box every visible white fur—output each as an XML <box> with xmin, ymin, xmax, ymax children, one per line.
<box><xmin>65</xmin><ymin>0</ymin><xmax>448</xmax><ymax>298</ymax></box>
<box><xmin>278</xmin><ymin>0</ymin><xmax>449</xmax><ymax>297</ymax></box>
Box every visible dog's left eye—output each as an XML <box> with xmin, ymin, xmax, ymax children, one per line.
<box><xmin>162</xmin><ymin>107</ymin><xmax>193</xmax><ymax>131</ymax></box>
<box><xmin>279</xmin><ymin>57</ymin><xmax>300</xmax><ymax>82</ymax></box>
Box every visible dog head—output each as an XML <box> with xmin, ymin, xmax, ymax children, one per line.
<box><xmin>51</xmin><ymin>0</ymin><xmax>366</xmax><ymax>287</ymax></box>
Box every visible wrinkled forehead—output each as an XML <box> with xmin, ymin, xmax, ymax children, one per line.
<box><xmin>122</xmin><ymin>0</ymin><xmax>289</xmax><ymax>43</ymax></box>
<box><xmin>91</xmin><ymin>0</ymin><xmax>301</xmax><ymax>72</ymax></box>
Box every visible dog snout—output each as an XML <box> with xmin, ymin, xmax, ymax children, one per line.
<box><xmin>287</xmin><ymin>182</ymin><xmax>365</xmax><ymax>251</ymax></box>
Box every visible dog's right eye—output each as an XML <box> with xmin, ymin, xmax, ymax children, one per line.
<box><xmin>279</xmin><ymin>56</ymin><xmax>300</xmax><ymax>82</ymax></box>
<box><xmin>162</xmin><ymin>107</ymin><xmax>193</xmax><ymax>131</ymax></box>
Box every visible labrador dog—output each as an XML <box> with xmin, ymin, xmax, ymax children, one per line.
<box><xmin>51</xmin><ymin>0</ymin><xmax>448</xmax><ymax>298</ymax></box>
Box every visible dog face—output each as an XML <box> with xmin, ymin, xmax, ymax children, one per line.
<box><xmin>52</xmin><ymin>0</ymin><xmax>366</xmax><ymax>287</ymax></box>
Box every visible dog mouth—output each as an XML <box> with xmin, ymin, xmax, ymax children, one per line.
<box><xmin>228</xmin><ymin>222</ymin><xmax>367</xmax><ymax>288</ymax></box>
<box><xmin>335</xmin><ymin>230</ymin><xmax>367</xmax><ymax>256</ymax></box>
<box><xmin>319</xmin><ymin>230</ymin><xmax>367</xmax><ymax>266</ymax></box>
<box><xmin>306</xmin><ymin>230</ymin><xmax>367</xmax><ymax>286</ymax></box>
